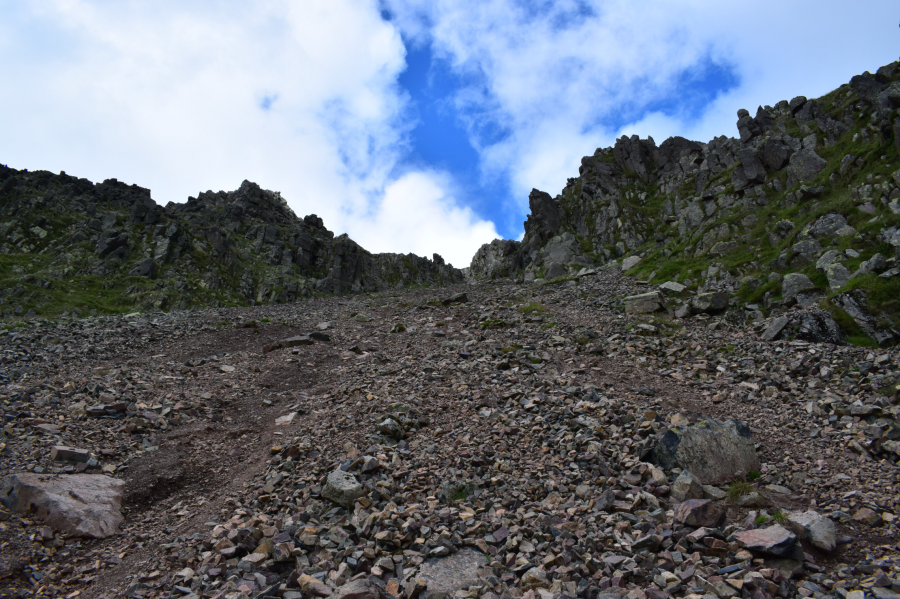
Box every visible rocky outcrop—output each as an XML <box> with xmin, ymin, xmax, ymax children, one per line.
<box><xmin>1</xmin><ymin>473</ymin><xmax>125</xmax><ymax>538</ymax></box>
<box><xmin>0</xmin><ymin>174</ymin><xmax>464</xmax><ymax>316</ymax></box>
<box><xmin>468</xmin><ymin>61</ymin><xmax>900</xmax><ymax>345</ymax></box>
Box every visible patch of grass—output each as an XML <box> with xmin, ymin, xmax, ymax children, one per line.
<box><xmin>259</xmin><ymin>317</ymin><xmax>271</xmax><ymax>323</ymax></box>
<box><xmin>747</xmin><ymin>470</ymin><xmax>762</xmax><ymax>481</ymax></box>
<box><xmin>754</xmin><ymin>515</ymin><xmax>769</xmax><ymax>526</ymax></box>
<box><xmin>518</xmin><ymin>302</ymin><xmax>547</xmax><ymax>316</ymax></box>
<box><xmin>771</xmin><ymin>510</ymin><xmax>787</xmax><ymax>523</ymax></box>
<box><xmin>726</xmin><ymin>480</ymin><xmax>754</xmax><ymax>501</ymax></box>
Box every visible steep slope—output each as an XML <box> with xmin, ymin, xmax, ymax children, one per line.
<box><xmin>470</xmin><ymin>62</ymin><xmax>900</xmax><ymax>346</ymax></box>
<box><xmin>0</xmin><ymin>170</ymin><xmax>463</xmax><ymax>317</ymax></box>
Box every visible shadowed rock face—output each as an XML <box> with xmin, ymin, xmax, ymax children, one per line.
<box><xmin>0</xmin><ymin>171</ymin><xmax>465</xmax><ymax>315</ymax></box>
<box><xmin>465</xmin><ymin>61</ymin><xmax>900</xmax><ymax>346</ymax></box>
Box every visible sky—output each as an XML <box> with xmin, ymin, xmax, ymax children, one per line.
<box><xmin>0</xmin><ymin>1</ymin><xmax>897</xmax><ymax>267</ymax></box>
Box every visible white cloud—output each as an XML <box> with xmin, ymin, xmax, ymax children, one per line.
<box><xmin>347</xmin><ymin>170</ymin><xmax>499</xmax><ymax>267</ymax></box>
<box><xmin>386</xmin><ymin>0</ymin><xmax>898</xmax><ymax>211</ymax></box>
<box><xmin>0</xmin><ymin>0</ymin><xmax>499</xmax><ymax>263</ymax></box>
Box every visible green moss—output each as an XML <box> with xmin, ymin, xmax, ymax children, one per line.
<box><xmin>518</xmin><ymin>302</ymin><xmax>547</xmax><ymax>315</ymax></box>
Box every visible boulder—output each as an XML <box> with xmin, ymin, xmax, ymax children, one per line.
<box><xmin>327</xmin><ymin>578</ymin><xmax>381</xmax><ymax>599</ymax></box>
<box><xmin>732</xmin><ymin>525</ymin><xmax>799</xmax><ymax>558</ymax></box>
<box><xmin>795</xmin><ymin>311</ymin><xmax>844</xmax><ymax>345</ymax></box>
<box><xmin>787</xmin><ymin>149</ymin><xmax>827</xmax><ymax>183</ymax></box>
<box><xmin>670</xmin><ymin>470</ymin><xmax>704</xmax><ymax>502</ymax></box>
<box><xmin>759</xmin><ymin>138</ymin><xmax>793</xmax><ymax>171</ymax></box>
<box><xmin>674</xmin><ymin>499</ymin><xmax>726</xmax><ymax>528</ymax></box>
<box><xmin>623</xmin><ymin>292</ymin><xmax>663</xmax><ymax>314</ymax></box>
<box><xmin>786</xmin><ymin>511</ymin><xmax>836</xmax><ymax>552</ymax></box>
<box><xmin>621</xmin><ymin>256</ymin><xmax>642</xmax><ymax>271</ymax></box>
<box><xmin>831</xmin><ymin>290</ymin><xmax>895</xmax><ymax>347</ymax></box>
<box><xmin>761</xmin><ymin>316</ymin><xmax>790</xmax><ymax>342</ymax></box>
<box><xmin>520</xmin><ymin>567</ymin><xmax>550</xmax><ymax>591</ymax></box>
<box><xmin>128</xmin><ymin>257</ymin><xmax>156</xmax><ymax>278</ymax></box>
<box><xmin>781</xmin><ymin>273</ymin><xmax>816</xmax><ymax>304</ymax></box>
<box><xmin>690</xmin><ymin>292</ymin><xmax>729</xmax><ymax>314</ymax></box>
<box><xmin>822</xmin><ymin>262</ymin><xmax>851</xmax><ymax>290</ymax></box>
<box><xmin>659</xmin><ymin>281</ymin><xmax>686</xmax><ymax>293</ymax></box>
<box><xmin>808</xmin><ymin>213</ymin><xmax>856</xmax><ymax>239</ymax></box>
<box><xmin>321</xmin><ymin>470</ymin><xmax>364</xmax><ymax>510</ymax></box>
<box><xmin>442</xmin><ymin>292</ymin><xmax>468</xmax><ymax>306</ymax></box>
<box><xmin>0</xmin><ymin>473</ymin><xmax>124</xmax><ymax>538</ymax></box>
<box><xmin>815</xmin><ymin>250</ymin><xmax>845</xmax><ymax>271</ymax></box>
<box><xmin>377</xmin><ymin>418</ymin><xmax>404</xmax><ymax>440</ymax></box>
<box><xmin>708</xmin><ymin>241</ymin><xmax>739</xmax><ymax>257</ymax></box>
<box><xmin>416</xmin><ymin>549</ymin><xmax>487</xmax><ymax>595</ymax></box>
<box><xmin>790</xmin><ymin>239</ymin><xmax>823</xmax><ymax>267</ymax></box>
<box><xmin>652</xmin><ymin>419</ymin><xmax>760</xmax><ymax>485</ymax></box>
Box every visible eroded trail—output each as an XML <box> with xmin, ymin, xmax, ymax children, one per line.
<box><xmin>1</xmin><ymin>269</ymin><xmax>898</xmax><ymax>599</ymax></box>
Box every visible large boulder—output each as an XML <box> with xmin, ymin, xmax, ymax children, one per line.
<box><xmin>0</xmin><ymin>473</ymin><xmax>125</xmax><ymax>538</ymax></box>
<box><xmin>787</xmin><ymin>149</ymin><xmax>827</xmax><ymax>183</ymax></box>
<box><xmin>808</xmin><ymin>213</ymin><xmax>856</xmax><ymax>239</ymax></box>
<box><xmin>321</xmin><ymin>470</ymin><xmax>364</xmax><ymax>510</ymax></box>
<box><xmin>759</xmin><ymin>138</ymin><xmax>793</xmax><ymax>171</ymax></box>
<box><xmin>831</xmin><ymin>290</ymin><xmax>895</xmax><ymax>347</ymax></box>
<box><xmin>623</xmin><ymin>291</ymin><xmax>664</xmax><ymax>314</ymax></box>
<box><xmin>786</xmin><ymin>511</ymin><xmax>836</xmax><ymax>552</ymax></box>
<box><xmin>652</xmin><ymin>419</ymin><xmax>760</xmax><ymax>485</ymax></box>
<box><xmin>795</xmin><ymin>311</ymin><xmax>844</xmax><ymax>345</ymax></box>
<box><xmin>782</xmin><ymin>273</ymin><xmax>816</xmax><ymax>304</ymax></box>
<box><xmin>690</xmin><ymin>292</ymin><xmax>729</xmax><ymax>314</ymax></box>
<box><xmin>415</xmin><ymin>548</ymin><xmax>488</xmax><ymax>595</ymax></box>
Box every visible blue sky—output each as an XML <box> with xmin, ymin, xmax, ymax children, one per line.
<box><xmin>0</xmin><ymin>1</ymin><xmax>897</xmax><ymax>265</ymax></box>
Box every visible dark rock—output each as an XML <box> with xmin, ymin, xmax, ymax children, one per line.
<box><xmin>128</xmin><ymin>258</ymin><xmax>156</xmax><ymax>278</ymax></box>
<box><xmin>690</xmin><ymin>292</ymin><xmax>729</xmax><ymax>314</ymax></box>
<box><xmin>652</xmin><ymin>419</ymin><xmax>760</xmax><ymax>485</ymax></box>
<box><xmin>795</xmin><ymin>311</ymin><xmax>844</xmax><ymax>345</ymax></box>
<box><xmin>674</xmin><ymin>499</ymin><xmax>726</xmax><ymax>528</ymax></box>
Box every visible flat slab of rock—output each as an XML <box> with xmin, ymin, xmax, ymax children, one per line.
<box><xmin>652</xmin><ymin>419</ymin><xmax>760</xmax><ymax>485</ymax></box>
<box><xmin>0</xmin><ymin>473</ymin><xmax>125</xmax><ymax>538</ymax></box>
<box><xmin>416</xmin><ymin>548</ymin><xmax>487</xmax><ymax>594</ymax></box>
<box><xmin>327</xmin><ymin>578</ymin><xmax>380</xmax><ymax>599</ymax></box>
<box><xmin>623</xmin><ymin>291</ymin><xmax>663</xmax><ymax>314</ymax></box>
<box><xmin>263</xmin><ymin>335</ymin><xmax>315</xmax><ymax>353</ymax></box>
<box><xmin>733</xmin><ymin>525</ymin><xmax>798</xmax><ymax>558</ymax></box>
<box><xmin>621</xmin><ymin>256</ymin><xmax>642</xmax><ymax>271</ymax></box>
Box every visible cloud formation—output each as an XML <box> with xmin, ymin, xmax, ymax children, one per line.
<box><xmin>0</xmin><ymin>0</ymin><xmax>896</xmax><ymax>268</ymax></box>
<box><xmin>0</xmin><ymin>0</ymin><xmax>496</xmax><ymax>266</ymax></box>
<box><xmin>385</xmin><ymin>0</ymin><xmax>898</xmax><ymax>210</ymax></box>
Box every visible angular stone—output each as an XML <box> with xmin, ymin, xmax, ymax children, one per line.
<box><xmin>262</xmin><ymin>335</ymin><xmax>314</xmax><ymax>353</ymax></box>
<box><xmin>787</xmin><ymin>148</ymin><xmax>827</xmax><ymax>183</ymax></box>
<box><xmin>0</xmin><ymin>473</ymin><xmax>125</xmax><ymax>538</ymax></box>
<box><xmin>674</xmin><ymin>499</ymin><xmax>726</xmax><ymax>528</ymax></box>
<box><xmin>659</xmin><ymin>281</ymin><xmax>686</xmax><ymax>294</ymax></box>
<box><xmin>623</xmin><ymin>292</ymin><xmax>663</xmax><ymax>314</ymax></box>
<box><xmin>782</xmin><ymin>273</ymin><xmax>816</xmax><ymax>304</ymax></box>
<box><xmin>321</xmin><ymin>470</ymin><xmax>364</xmax><ymax>510</ymax></box>
<box><xmin>795</xmin><ymin>311</ymin><xmax>844</xmax><ymax>345</ymax></box>
<box><xmin>621</xmin><ymin>256</ymin><xmax>642</xmax><ymax>271</ymax></box>
<box><xmin>442</xmin><ymin>293</ymin><xmax>468</xmax><ymax>306</ymax></box>
<box><xmin>417</xmin><ymin>548</ymin><xmax>487</xmax><ymax>595</ymax></box>
<box><xmin>377</xmin><ymin>418</ymin><xmax>404</xmax><ymax>440</ymax></box>
<box><xmin>652</xmin><ymin>419</ymin><xmax>760</xmax><ymax>485</ymax></box>
<box><xmin>50</xmin><ymin>446</ymin><xmax>90</xmax><ymax>463</ymax></box>
<box><xmin>327</xmin><ymin>578</ymin><xmax>381</xmax><ymax>599</ymax></box>
<box><xmin>709</xmin><ymin>241</ymin><xmax>739</xmax><ymax>257</ymax></box>
<box><xmin>520</xmin><ymin>567</ymin><xmax>550</xmax><ymax>590</ymax></box>
<box><xmin>670</xmin><ymin>470</ymin><xmax>704</xmax><ymax>503</ymax></box>
<box><xmin>761</xmin><ymin>316</ymin><xmax>790</xmax><ymax>342</ymax></box>
<box><xmin>786</xmin><ymin>511</ymin><xmax>836</xmax><ymax>552</ymax></box>
<box><xmin>732</xmin><ymin>525</ymin><xmax>798</xmax><ymax>557</ymax></box>
<box><xmin>690</xmin><ymin>292</ymin><xmax>729</xmax><ymax>314</ymax></box>
<box><xmin>808</xmin><ymin>213</ymin><xmax>856</xmax><ymax>239</ymax></box>
<box><xmin>853</xmin><ymin>507</ymin><xmax>883</xmax><ymax>527</ymax></box>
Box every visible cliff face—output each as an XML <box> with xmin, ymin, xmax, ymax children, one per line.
<box><xmin>469</xmin><ymin>62</ymin><xmax>900</xmax><ymax>345</ymax></box>
<box><xmin>0</xmin><ymin>172</ymin><xmax>463</xmax><ymax>317</ymax></box>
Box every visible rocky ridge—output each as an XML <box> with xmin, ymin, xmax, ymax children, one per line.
<box><xmin>0</xmin><ymin>172</ymin><xmax>463</xmax><ymax>317</ymax></box>
<box><xmin>468</xmin><ymin>62</ymin><xmax>900</xmax><ymax>348</ymax></box>
<box><xmin>0</xmin><ymin>268</ymin><xmax>898</xmax><ymax>599</ymax></box>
